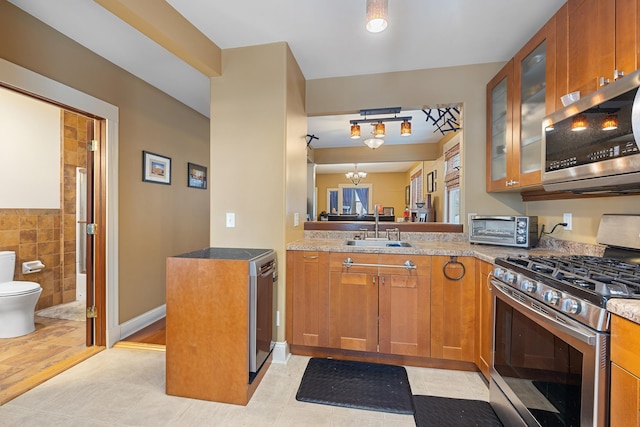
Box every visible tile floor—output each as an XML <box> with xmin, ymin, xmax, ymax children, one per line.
<box><xmin>0</xmin><ymin>315</ymin><xmax>88</xmax><ymax>405</ymax></box>
<box><xmin>0</xmin><ymin>348</ymin><xmax>489</xmax><ymax>426</ymax></box>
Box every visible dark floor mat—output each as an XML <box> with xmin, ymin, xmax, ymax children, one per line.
<box><xmin>413</xmin><ymin>395</ymin><xmax>503</xmax><ymax>427</ymax></box>
<box><xmin>295</xmin><ymin>357</ymin><xmax>414</xmax><ymax>414</ymax></box>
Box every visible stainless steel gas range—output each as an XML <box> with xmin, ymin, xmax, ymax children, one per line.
<box><xmin>489</xmin><ymin>214</ymin><xmax>640</xmax><ymax>427</ymax></box>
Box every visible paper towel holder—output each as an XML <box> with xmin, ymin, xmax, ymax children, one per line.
<box><xmin>22</xmin><ymin>260</ymin><xmax>45</xmax><ymax>274</ymax></box>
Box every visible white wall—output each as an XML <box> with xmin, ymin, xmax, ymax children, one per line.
<box><xmin>0</xmin><ymin>86</ymin><xmax>60</xmax><ymax>208</ymax></box>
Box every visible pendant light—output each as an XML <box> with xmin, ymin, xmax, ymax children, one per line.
<box><xmin>373</xmin><ymin>122</ymin><xmax>385</xmax><ymax>137</ymax></box>
<box><xmin>366</xmin><ymin>0</ymin><xmax>388</xmax><ymax>33</ymax></box>
<box><xmin>350</xmin><ymin>123</ymin><xmax>361</xmax><ymax>139</ymax></box>
<box><xmin>400</xmin><ymin>120</ymin><xmax>411</xmax><ymax>136</ymax></box>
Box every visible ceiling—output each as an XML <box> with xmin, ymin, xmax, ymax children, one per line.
<box><xmin>8</xmin><ymin>0</ymin><xmax>566</xmax><ymax>174</ymax></box>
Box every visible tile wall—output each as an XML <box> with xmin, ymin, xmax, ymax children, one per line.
<box><xmin>0</xmin><ymin>110</ymin><xmax>89</xmax><ymax>310</ymax></box>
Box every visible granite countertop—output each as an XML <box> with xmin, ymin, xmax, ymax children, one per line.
<box><xmin>286</xmin><ymin>238</ymin><xmax>560</xmax><ymax>264</ymax></box>
<box><xmin>287</xmin><ymin>232</ymin><xmax>640</xmax><ymax>326</ymax></box>
<box><xmin>607</xmin><ymin>300</ymin><xmax>640</xmax><ymax>325</ymax></box>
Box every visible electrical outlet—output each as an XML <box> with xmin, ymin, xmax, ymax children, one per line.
<box><xmin>226</xmin><ymin>212</ymin><xmax>235</xmax><ymax>228</ymax></box>
<box><xmin>563</xmin><ymin>213</ymin><xmax>572</xmax><ymax>231</ymax></box>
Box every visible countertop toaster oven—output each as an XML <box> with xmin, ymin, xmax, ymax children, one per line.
<box><xmin>469</xmin><ymin>215</ymin><xmax>538</xmax><ymax>248</ymax></box>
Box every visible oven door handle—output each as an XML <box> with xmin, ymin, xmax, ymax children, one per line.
<box><xmin>492</xmin><ymin>280</ymin><xmax>597</xmax><ymax>346</ymax></box>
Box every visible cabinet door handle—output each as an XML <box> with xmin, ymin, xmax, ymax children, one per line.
<box><xmin>443</xmin><ymin>256</ymin><xmax>466</xmax><ymax>281</ymax></box>
<box><xmin>372</xmin><ymin>276</ymin><xmax>376</xmax><ymax>285</ymax></box>
<box><xmin>599</xmin><ymin>76</ymin><xmax>611</xmax><ymax>87</ymax></box>
<box><xmin>487</xmin><ymin>271</ymin><xmax>494</xmax><ymax>291</ymax></box>
<box><xmin>380</xmin><ymin>276</ymin><xmax>385</xmax><ymax>286</ymax></box>
<box><xmin>303</xmin><ymin>255</ymin><xmax>319</xmax><ymax>259</ymax></box>
<box><xmin>614</xmin><ymin>69</ymin><xmax>625</xmax><ymax>80</ymax></box>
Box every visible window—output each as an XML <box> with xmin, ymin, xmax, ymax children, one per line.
<box><xmin>327</xmin><ymin>188</ymin><xmax>338</xmax><ymax>214</ymax></box>
<box><xmin>337</xmin><ymin>184</ymin><xmax>371</xmax><ymax>215</ymax></box>
<box><xmin>444</xmin><ymin>143</ymin><xmax>461</xmax><ymax>223</ymax></box>
<box><xmin>409</xmin><ymin>166</ymin><xmax>424</xmax><ymax>208</ymax></box>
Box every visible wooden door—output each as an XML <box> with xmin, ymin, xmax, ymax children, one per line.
<box><xmin>512</xmin><ymin>22</ymin><xmax>553</xmax><ymax>189</ymax></box>
<box><xmin>486</xmin><ymin>60</ymin><xmax>513</xmax><ymax>192</ymax></box>
<box><xmin>567</xmin><ymin>0</ymin><xmax>615</xmax><ymax>96</ymax></box>
<box><xmin>290</xmin><ymin>251</ymin><xmax>330</xmax><ymax>347</ymax></box>
<box><xmin>475</xmin><ymin>259</ymin><xmax>493</xmax><ymax>380</ymax></box>
<box><xmin>378</xmin><ymin>255</ymin><xmax>430</xmax><ymax>357</ymax></box>
<box><xmin>329</xmin><ymin>253</ymin><xmax>378</xmax><ymax>353</ymax></box>
<box><xmin>610</xmin><ymin>363</ymin><xmax>640</xmax><ymax>427</ymax></box>
<box><xmin>431</xmin><ymin>256</ymin><xmax>476</xmax><ymax>362</ymax></box>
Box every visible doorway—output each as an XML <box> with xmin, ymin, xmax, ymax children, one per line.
<box><xmin>0</xmin><ymin>58</ymin><xmax>115</xmax><ymax>404</ymax></box>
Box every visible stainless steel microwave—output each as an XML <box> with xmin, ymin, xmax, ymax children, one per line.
<box><xmin>542</xmin><ymin>69</ymin><xmax>640</xmax><ymax>193</ymax></box>
<box><xmin>469</xmin><ymin>215</ymin><xmax>538</xmax><ymax>248</ymax></box>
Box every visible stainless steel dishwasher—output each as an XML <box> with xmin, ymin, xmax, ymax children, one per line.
<box><xmin>249</xmin><ymin>250</ymin><xmax>277</xmax><ymax>377</ymax></box>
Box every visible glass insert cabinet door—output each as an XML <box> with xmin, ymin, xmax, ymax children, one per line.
<box><xmin>519</xmin><ymin>41</ymin><xmax>546</xmax><ymax>176</ymax></box>
<box><xmin>489</xmin><ymin>68</ymin><xmax>510</xmax><ymax>185</ymax></box>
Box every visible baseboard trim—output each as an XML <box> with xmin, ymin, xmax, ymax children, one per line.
<box><xmin>272</xmin><ymin>341</ymin><xmax>290</xmax><ymax>364</ymax></box>
<box><xmin>118</xmin><ymin>304</ymin><xmax>166</xmax><ymax>341</ymax></box>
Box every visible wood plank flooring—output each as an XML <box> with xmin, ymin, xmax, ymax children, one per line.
<box><xmin>0</xmin><ymin>315</ymin><xmax>100</xmax><ymax>405</ymax></box>
<box><xmin>114</xmin><ymin>318</ymin><xmax>166</xmax><ymax>351</ymax></box>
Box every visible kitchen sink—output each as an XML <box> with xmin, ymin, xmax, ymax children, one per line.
<box><xmin>343</xmin><ymin>239</ymin><xmax>414</xmax><ymax>248</ymax></box>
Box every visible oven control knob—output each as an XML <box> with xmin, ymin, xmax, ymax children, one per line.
<box><xmin>503</xmin><ymin>272</ymin><xmax>516</xmax><ymax>284</ymax></box>
<box><xmin>521</xmin><ymin>280</ymin><xmax>536</xmax><ymax>293</ymax></box>
<box><xmin>562</xmin><ymin>298</ymin><xmax>581</xmax><ymax>314</ymax></box>
<box><xmin>494</xmin><ymin>267</ymin><xmax>504</xmax><ymax>279</ymax></box>
<box><xmin>543</xmin><ymin>290</ymin><xmax>560</xmax><ymax>305</ymax></box>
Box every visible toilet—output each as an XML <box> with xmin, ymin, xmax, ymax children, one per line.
<box><xmin>0</xmin><ymin>251</ymin><xmax>42</xmax><ymax>339</ymax></box>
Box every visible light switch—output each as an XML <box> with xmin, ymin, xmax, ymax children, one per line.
<box><xmin>226</xmin><ymin>212</ymin><xmax>235</xmax><ymax>228</ymax></box>
<box><xmin>294</xmin><ymin>212</ymin><xmax>299</xmax><ymax>227</ymax></box>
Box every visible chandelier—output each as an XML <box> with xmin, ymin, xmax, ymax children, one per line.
<box><xmin>346</xmin><ymin>164</ymin><xmax>367</xmax><ymax>185</ymax></box>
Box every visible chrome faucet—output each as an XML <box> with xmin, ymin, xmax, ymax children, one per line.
<box><xmin>374</xmin><ymin>204</ymin><xmax>380</xmax><ymax>239</ymax></box>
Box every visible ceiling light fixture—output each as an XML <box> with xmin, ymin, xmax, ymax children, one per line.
<box><xmin>363</xmin><ymin>136</ymin><xmax>385</xmax><ymax>149</ymax></box>
<box><xmin>350</xmin><ymin>124</ymin><xmax>361</xmax><ymax>139</ymax></box>
<box><xmin>346</xmin><ymin>164</ymin><xmax>367</xmax><ymax>185</ymax></box>
<box><xmin>602</xmin><ymin>114</ymin><xmax>618</xmax><ymax>131</ymax></box>
<box><xmin>366</xmin><ymin>0</ymin><xmax>388</xmax><ymax>33</ymax></box>
<box><xmin>400</xmin><ymin>120</ymin><xmax>411</xmax><ymax>136</ymax></box>
<box><xmin>373</xmin><ymin>122</ymin><xmax>385</xmax><ymax>137</ymax></box>
<box><xmin>349</xmin><ymin>107</ymin><xmax>412</xmax><ymax>148</ymax></box>
<box><xmin>571</xmin><ymin>114</ymin><xmax>587</xmax><ymax>132</ymax></box>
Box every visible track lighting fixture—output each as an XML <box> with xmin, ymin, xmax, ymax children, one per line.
<box><xmin>349</xmin><ymin>107</ymin><xmax>412</xmax><ymax>148</ymax></box>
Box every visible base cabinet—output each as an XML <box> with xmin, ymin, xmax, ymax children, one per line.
<box><xmin>611</xmin><ymin>314</ymin><xmax>640</xmax><ymax>427</ymax></box>
<box><xmin>328</xmin><ymin>253</ymin><xmax>431</xmax><ymax>357</ymax></box>
<box><xmin>475</xmin><ymin>259</ymin><xmax>493</xmax><ymax>380</ymax></box>
<box><xmin>431</xmin><ymin>256</ymin><xmax>476</xmax><ymax>362</ymax></box>
<box><xmin>288</xmin><ymin>251</ymin><xmax>330</xmax><ymax>347</ymax></box>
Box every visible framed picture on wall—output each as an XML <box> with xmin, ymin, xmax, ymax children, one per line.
<box><xmin>427</xmin><ymin>171</ymin><xmax>436</xmax><ymax>193</ymax></box>
<box><xmin>187</xmin><ymin>162</ymin><xmax>207</xmax><ymax>189</ymax></box>
<box><xmin>142</xmin><ymin>151</ymin><xmax>172</xmax><ymax>185</ymax></box>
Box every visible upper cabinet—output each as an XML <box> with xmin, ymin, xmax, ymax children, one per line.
<box><xmin>487</xmin><ymin>22</ymin><xmax>554</xmax><ymax>192</ymax></box>
<box><xmin>567</xmin><ymin>0</ymin><xmax>638</xmax><ymax>98</ymax></box>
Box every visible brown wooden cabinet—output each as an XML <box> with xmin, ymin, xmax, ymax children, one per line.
<box><xmin>431</xmin><ymin>255</ymin><xmax>476</xmax><ymax>362</ymax></box>
<box><xmin>475</xmin><ymin>259</ymin><xmax>493</xmax><ymax>380</ymax></box>
<box><xmin>486</xmin><ymin>21</ymin><xmax>554</xmax><ymax>192</ymax></box>
<box><xmin>567</xmin><ymin>0</ymin><xmax>639</xmax><ymax>98</ymax></box>
<box><xmin>329</xmin><ymin>252</ymin><xmax>379</xmax><ymax>352</ymax></box>
<box><xmin>378</xmin><ymin>254</ymin><xmax>431</xmax><ymax>357</ymax></box>
<box><xmin>610</xmin><ymin>314</ymin><xmax>640</xmax><ymax>427</ymax></box>
<box><xmin>327</xmin><ymin>252</ymin><xmax>431</xmax><ymax>357</ymax></box>
<box><xmin>288</xmin><ymin>251</ymin><xmax>330</xmax><ymax>347</ymax></box>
